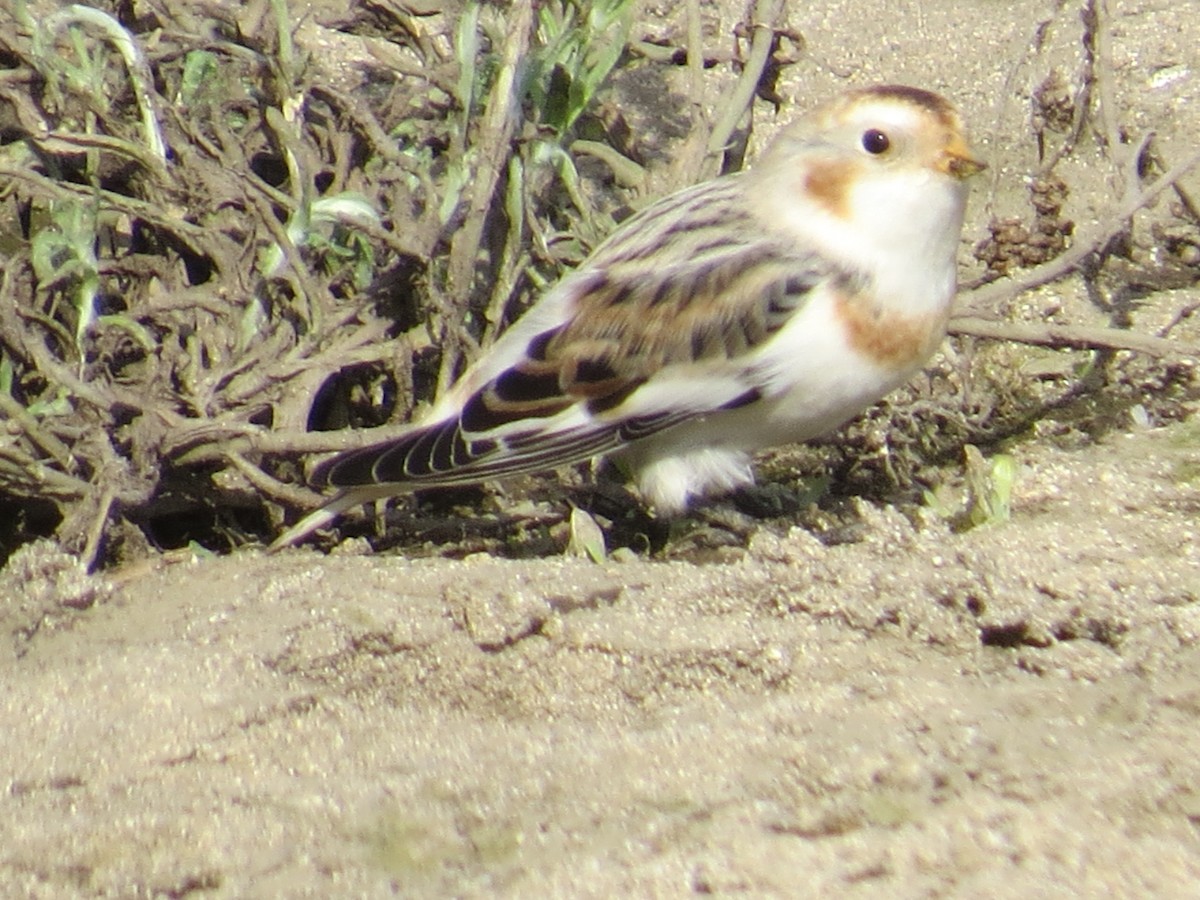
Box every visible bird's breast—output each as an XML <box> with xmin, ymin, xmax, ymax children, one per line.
<box><xmin>831</xmin><ymin>288</ymin><xmax>951</xmax><ymax>373</ymax></box>
<box><xmin>724</xmin><ymin>282</ymin><xmax>950</xmax><ymax>448</ymax></box>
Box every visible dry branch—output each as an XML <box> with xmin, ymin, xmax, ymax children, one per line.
<box><xmin>949</xmin><ymin>317</ymin><xmax>1197</xmax><ymax>359</ymax></box>
<box><xmin>960</xmin><ymin>147</ymin><xmax>1200</xmax><ymax>318</ymax></box>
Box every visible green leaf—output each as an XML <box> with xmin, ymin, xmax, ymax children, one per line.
<box><xmin>95</xmin><ymin>314</ymin><xmax>156</xmax><ymax>352</ymax></box>
<box><xmin>454</xmin><ymin>1</ymin><xmax>481</xmax><ymax>115</ymax></box>
<box><xmin>310</xmin><ymin>193</ymin><xmax>382</xmax><ymax>229</ymax></box>
<box><xmin>0</xmin><ymin>351</ymin><xmax>13</xmax><ymax>397</ymax></box>
<box><xmin>566</xmin><ymin>506</ymin><xmax>606</xmax><ymax>562</ymax></box>
<box><xmin>544</xmin><ymin>63</ymin><xmax>573</xmax><ymax>131</ymax></box>
<box><xmin>963</xmin><ymin>445</ymin><xmax>1017</xmax><ymax>529</ymax></box>
<box><xmin>179</xmin><ymin>50</ymin><xmax>218</xmax><ymax>105</ymax></box>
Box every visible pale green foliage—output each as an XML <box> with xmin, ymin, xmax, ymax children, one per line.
<box><xmin>521</xmin><ymin>0</ymin><xmax>642</xmax><ymax>238</ymax></box>
<box><xmin>963</xmin><ymin>445</ymin><xmax>1017</xmax><ymax>528</ymax></box>
<box><xmin>29</xmin><ymin>201</ymin><xmax>101</xmax><ymax>359</ymax></box>
<box><xmin>525</xmin><ymin>0</ymin><xmax>635</xmax><ymax>136</ymax></box>
<box><xmin>566</xmin><ymin>506</ymin><xmax>608</xmax><ymax>562</ymax></box>
<box><xmin>924</xmin><ymin>445</ymin><xmax>1018</xmax><ymax>530</ymax></box>
<box><xmin>26</xmin><ymin>3</ymin><xmax>167</xmax><ymax>163</ymax></box>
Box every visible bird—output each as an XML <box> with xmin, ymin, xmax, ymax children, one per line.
<box><xmin>270</xmin><ymin>84</ymin><xmax>985</xmax><ymax>551</ymax></box>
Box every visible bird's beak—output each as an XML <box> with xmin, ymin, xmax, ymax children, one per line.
<box><xmin>939</xmin><ymin>135</ymin><xmax>987</xmax><ymax>180</ymax></box>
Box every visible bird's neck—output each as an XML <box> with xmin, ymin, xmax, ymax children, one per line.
<box><xmin>753</xmin><ymin>167</ymin><xmax>967</xmax><ymax>317</ymax></box>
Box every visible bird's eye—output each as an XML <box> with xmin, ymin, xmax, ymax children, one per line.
<box><xmin>861</xmin><ymin>129</ymin><xmax>890</xmax><ymax>155</ymax></box>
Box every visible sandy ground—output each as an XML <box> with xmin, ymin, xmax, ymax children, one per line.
<box><xmin>4</xmin><ymin>0</ymin><xmax>1200</xmax><ymax>896</ymax></box>
<box><xmin>4</xmin><ymin>423</ymin><xmax>1200</xmax><ymax>896</ymax></box>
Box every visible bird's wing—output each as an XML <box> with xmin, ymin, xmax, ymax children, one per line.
<box><xmin>316</xmin><ymin>182</ymin><xmax>840</xmax><ymax>491</ymax></box>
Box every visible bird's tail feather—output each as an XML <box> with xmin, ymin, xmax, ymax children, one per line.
<box><xmin>267</xmin><ymin>484</ymin><xmax>403</xmax><ymax>552</ymax></box>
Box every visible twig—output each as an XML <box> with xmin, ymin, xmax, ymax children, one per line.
<box><xmin>160</xmin><ymin>417</ymin><xmax>266</xmax><ymax>462</ymax></box>
<box><xmin>438</xmin><ymin>0</ymin><xmax>534</xmax><ymax>395</ymax></box>
<box><xmin>0</xmin><ymin>393</ymin><xmax>78</xmax><ymax>473</ymax></box>
<box><xmin>479</xmin><ymin>156</ymin><xmax>528</xmax><ymax>347</ymax></box>
<box><xmin>12</xmin><ymin>125</ymin><xmax>167</xmax><ymax>176</ymax></box>
<box><xmin>664</xmin><ymin>0</ymin><xmax>714</xmax><ymax>186</ymax></box>
<box><xmin>0</xmin><ymin>164</ymin><xmax>214</xmax><ymax>252</ymax></box>
<box><xmin>80</xmin><ymin>486</ymin><xmax>116</xmax><ymax>573</ymax></box>
<box><xmin>308</xmin><ymin>83</ymin><xmax>445</xmax><ymax>179</ymax></box>
<box><xmin>685</xmin><ymin>0</ymin><xmax>705</xmax><ymax>102</ymax></box>
<box><xmin>171</xmin><ymin>421</ymin><xmax>418</xmax><ymax>468</ymax></box>
<box><xmin>226</xmin><ymin>451</ymin><xmax>322</xmax><ymax>507</ymax></box>
<box><xmin>220</xmin><ymin>317</ymin><xmax>395</xmax><ymax>408</ymax></box>
<box><xmin>1157</xmin><ymin>301</ymin><xmax>1200</xmax><ymax>339</ymax></box>
<box><xmin>1033</xmin><ymin>6</ymin><xmax>1095</xmax><ymax>174</ymax></box>
<box><xmin>0</xmin><ymin>446</ymin><xmax>91</xmax><ymax>500</ymax></box>
<box><xmin>1089</xmin><ymin>0</ymin><xmax>1124</xmax><ymax>169</ymax></box>
<box><xmin>960</xmin><ymin>146</ymin><xmax>1200</xmax><ymax>316</ymax></box>
<box><xmin>705</xmin><ymin>0</ymin><xmax>785</xmax><ymax>157</ymax></box>
<box><xmin>1</xmin><ymin>316</ymin><xmax>122</xmax><ymax>415</ymax></box>
<box><xmin>948</xmin><ymin>316</ymin><xmax>1198</xmax><ymax>359</ymax></box>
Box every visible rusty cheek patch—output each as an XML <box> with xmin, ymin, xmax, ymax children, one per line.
<box><xmin>834</xmin><ymin>291</ymin><xmax>947</xmax><ymax>371</ymax></box>
<box><xmin>802</xmin><ymin>159</ymin><xmax>859</xmax><ymax>220</ymax></box>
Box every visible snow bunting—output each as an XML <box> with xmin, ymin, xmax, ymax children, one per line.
<box><xmin>271</xmin><ymin>84</ymin><xmax>984</xmax><ymax>550</ymax></box>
